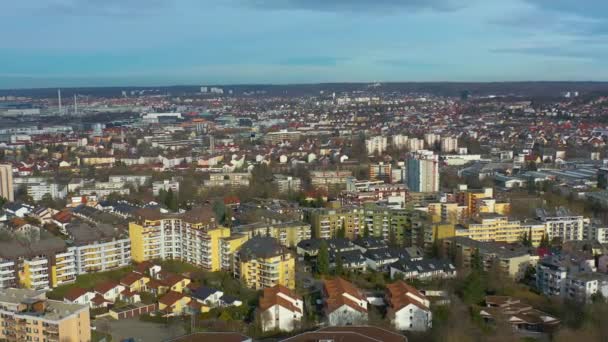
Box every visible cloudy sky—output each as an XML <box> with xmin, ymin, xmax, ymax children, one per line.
<box><xmin>1</xmin><ymin>0</ymin><xmax>607</xmax><ymax>88</ymax></box>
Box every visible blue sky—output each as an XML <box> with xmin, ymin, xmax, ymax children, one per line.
<box><xmin>1</xmin><ymin>0</ymin><xmax>607</xmax><ymax>88</ymax></box>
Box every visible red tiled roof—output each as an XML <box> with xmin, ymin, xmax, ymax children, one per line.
<box><xmin>120</xmin><ymin>272</ymin><xmax>146</xmax><ymax>286</ymax></box>
<box><xmin>324</xmin><ymin>277</ymin><xmax>367</xmax><ymax>314</ymax></box>
<box><xmin>259</xmin><ymin>284</ymin><xmax>302</xmax><ymax>313</ymax></box>
<box><xmin>94</xmin><ymin>280</ymin><xmax>121</xmax><ymax>294</ymax></box>
<box><xmin>64</xmin><ymin>287</ymin><xmax>89</xmax><ymax>301</ymax></box>
<box><xmin>386</xmin><ymin>281</ymin><xmax>428</xmax><ymax>312</ymax></box>
<box><xmin>159</xmin><ymin>291</ymin><xmax>186</xmax><ymax>306</ymax></box>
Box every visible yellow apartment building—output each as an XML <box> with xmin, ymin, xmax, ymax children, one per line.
<box><xmin>455</xmin><ymin>214</ymin><xmax>545</xmax><ymax>246</ymax></box>
<box><xmin>234</xmin><ymin>236</ymin><xmax>296</xmax><ymax>290</ymax></box>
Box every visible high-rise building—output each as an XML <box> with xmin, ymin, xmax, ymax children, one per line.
<box><xmin>392</xmin><ymin>134</ymin><xmax>409</xmax><ymax>150</ymax></box>
<box><xmin>0</xmin><ymin>164</ymin><xmax>14</xmax><ymax>202</ymax></box>
<box><xmin>407</xmin><ymin>153</ymin><xmax>439</xmax><ymax>193</ymax></box>
<box><xmin>407</xmin><ymin>138</ymin><xmax>425</xmax><ymax>152</ymax></box>
<box><xmin>440</xmin><ymin>137</ymin><xmax>458</xmax><ymax>153</ymax></box>
<box><xmin>424</xmin><ymin>133</ymin><xmax>441</xmax><ymax>149</ymax></box>
<box><xmin>365</xmin><ymin>136</ymin><xmax>388</xmax><ymax>154</ymax></box>
<box><xmin>369</xmin><ymin>162</ymin><xmax>392</xmax><ymax>182</ymax></box>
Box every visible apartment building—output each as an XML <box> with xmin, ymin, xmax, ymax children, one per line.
<box><xmin>129</xmin><ymin>207</ymin><xmax>229</xmax><ymax>271</ymax></box>
<box><xmin>305</xmin><ymin>206</ymin><xmax>364</xmax><ymax>239</ymax></box>
<box><xmin>0</xmin><ymin>164</ymin><xmax>13</xmax><ymax>202</ymax></box>
<box><xmin>365</xmin><ymin>136</ymin><xmax>388</xmax><ymax>154</ymax></box>
<box><xmin>204</xmin><ymin>173</ymin><xmax>251</xmax><ymax>188</ymax></box>
<box><xmin>536</xmin><ymin>254</ymin><xmax>602</xmax><ymax>300</ymax></box>
<box><xmin>455</xmin><ymin>214</ymin><xmax>545</xmax><ymax>246</ymax></box>
<box><xmin>444</xmin><ymin>237</ymin><xmax>534</xmax><ymax>279</ymax></box>
<box><xmin>0</xmin><ymin>288</ymin><xmax>91</xmax><ymax>342</ymax></box>
<box><xmin>235</xmin><ymin>221</ymin><xmax>311</xmax><ymax>248</ymax></box>
<box><xmin>219</xmin><ymin>234</ymin><xmax>249</xmax><ymax>272</ymax></box>
<box><xmin>67</xmin><ymin>223</ymin><xmax>131</xmax><ymax>274</ymax></box>
<box><xmin>368</xmin><ymin>162</ymin><xmax>392</xmax><ymax>182</ymax></box>
<box><xmin>0</xmin><ymin>238</ymin><xmax>76</xmax><ymax>291</ymax></box>
<box><xmin>273</xmin><ymin>175</ymin><xmax>302</xmax><ymax>193</ymax></box>
<box><xmin>536</xmin><ymin>208</ymin><xmax>585</xmax><ymax>242</ymax></box>
<box><xmin>407</xmin><ymin>152</ymin><xmax>439</xmax><ymax>193</ymax></box>
<box><xmin>233</xmin><ymin>237</ymin><xmax>295</xmax><ymax>290</ymax></box>
<box><xmin>108</xmin><ymin>175</ymin><xmax>151</xmax><ymax>187</ymax></box>
<box><xmin>152</xmin><ymin>178</ymin><xmax>180</xmax><ymax>196</ymax></box>
<box><xmin>310</xmin><ymin>170</ymin><xmax>352</xmax><ymax>190</ymax></box>
<box><xmin>440</xmin><ymin>137</ymin><xmax>458</xmax><ymax>153</ymax></box>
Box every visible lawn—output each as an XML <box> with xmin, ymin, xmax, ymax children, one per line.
<box><xmin>47</xmin><ymin>266</ymin><xmax>134</xmax><ymax>300</ymax></box>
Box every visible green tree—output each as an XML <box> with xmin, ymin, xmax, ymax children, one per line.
<box><xmin>334</xmin><ymin>250</ymin><xmax>344</xmax><ymax>276</ymax></box>
<box><xmin>470</xmin><ymin>248</ymin><xmax>483</xmax><ymax>273</ymax></box>
<box><xmin>317</xmin><ymin>241</ymin><xmax>330</xmax><ymax>275</ymax></box>
<box><xmin>539</xmin><ymin>233</ymin><xmax>550</xmax><ymax>248</ymax></box>
<box><xmin>166</xmin><ymin>189</ymin><xmax>178</xmax><ymax>211</ymax></box>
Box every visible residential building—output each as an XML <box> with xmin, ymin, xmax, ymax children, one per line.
<box><xmin>234</xmin><ymin>237</ymin><xmax>296</xmax><ymax>290</ymax></box>
<box><xmin>365</xmin><ymin>136</ymin><xmax>388</xmax><ymax>154</ymax></box>
<box><xmin>480</xmin><ymin>296</ymin><xmax>559</xmax><ymax>333</ymax></box>
<box><xmin>152</xmin><ymin>178</ymin><xmax>180</xmax><ymax>195</ymax></box>
<box><xmin>235</xmin><ymin>221</ymin><xmax>311</xmax><ymax>248</ymax></box>
<box><xmin>536</xmin><ymin>208</ymin><xmax>585</xmax><ymax>242</ymax></box>
<box><xmin>392</xmin><ymin>134</ymin><xmax>409</xmax><ymax>150</ymax></box>
<box><xmin>386</xmin><ymin>281</ymin><xmax>432</xmax><ymax>331</ymax></box>
<box><xmin>158</xmin><ymin>291</ymin><xmax>191</xmax><ymax>317</ymax></box>
<box><xmin>389</xmin><ymin>258</ymin><xmax>457</xmax><ymax>280</ymax></box>
<box><xmin>129</xmin><ymin>207</ymin><xmax>229</xmax><ymax>271</ymax></box>
<box><xmin>219</xmin><ymin>233</ymin><xmax>249</xmax><ymax>272</ymax></box>
<box><xmin>444</xmin><ymin>237</ymin><xmax>534</xmax><ymax>279</ymax></box>
<box><xmin>204</xmin><ymin>173</ymin><xmax>251</xmax><ymax>188</ymax></box>
<box><xmin>455</xmin><ymin>214</ymin><xmax>545</xmax><ymax>246</ymax></box>
<box><xmin>273</xmin><ymin>175</ymin><xmax>302</xmax><ymax>193</ymax></box>
<box><xmin>0</xmin><ymin>164</ymin><xmax>13</xmax><ymax>202</ymax></box>
<box><xmin>369</xmin><ymin>162</ymin><xmax>392</xmax><ymax>182</ymax></box>
<box><xmin>424</xmin><ymin>133</ymin><xmax>441</xmax><ymax>149</ymax></box>
<box><xmin>407</xmin><ymin>152</ymin><xmax>439</xmax><ymax>193</ymax></box>
<box><xmin>324</xmin><ymin>277</ymin><xmax>368</xmax><ymax>326</ymax></box>
<box><xmin>259</xmin><ymin>285</ymin><xmax>304</xmax><ymax>332</ymax></box>
<box><xmin>66</xmin><ymin>222</ymin><xmax>131</xmax><ymax>274</ymax></box>
<box><xmin>310</xmin><ymin>170</ymin><xmax>352</xmax><ymax>190</ymax></box>
<box><xmin>440</xmin><ymin>137</ymin><xmax>458</xmax><ymax>153</ymax></box>
<box><xmin>0</xmin><ymin>288</ymin><xmax>91</xmax><ymax>342</ymax></box>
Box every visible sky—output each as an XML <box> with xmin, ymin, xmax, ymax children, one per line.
<box><xmin>1</xmin><ymin>0</ymin><xmax>607</xmax><ymax>88</ymax></box>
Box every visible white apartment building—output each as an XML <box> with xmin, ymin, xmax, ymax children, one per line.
<box><xmin>273</xmin><ymin>175</ymin><xmax>302</xmax><ymax>193</ymax></box>
<box><xmin>536</xmin><ymin>208</ymin><xmax>585</xmax><ymax>241</ymax></box>
<box><xmin>152</xmin><ymin>179</ymin><xmax>180</xmax><ymax>195</ymax></box>
<box><xmin>69</xmin><ymin>238</ymin><xmax>131</xmax><ymax>274</ymax></box>
<box><xmin>407</xmin><ymin>138</ymin><xmax>425</xmax><ymax>152</ymax></box>
<box><xmin>365</xmin><ymin>136</ymin><xmax>388</xmax><ymax>155</ymax></box>
<box><xmin>204</xmin><ymin>173</ymin><xmax>251</xmax><ymax>188</ymax></box>
<box><xmin>387</xmin><ymin>281</ymin><xmax>432</xmax><ymax>331</ymax></box>
<box><xmin>392</xmin><ymin>134</ymin><xmax>409</xmax><ymax>150</ymax></box>
<box><xmin>27</xmin><ymin>182</ymin><xmax>67</xmax><ymax>201</ymax></box>
<box><xmin>424</xmin><ymin>133</ymin><xmax>441</xmax><ymax>148</ymax></box>
<box><xmin>440</xmin><ymin>137</ymin><xmax>458</xmax><ymax>153</ymax></box>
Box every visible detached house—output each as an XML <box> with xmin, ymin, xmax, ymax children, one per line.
<box><xmin>386</xmin><ymin>281</ymin><xmax>432</xmax><ymax>331</ymax></box>
<box><xmin>259</xmin><ymin>285</ymin><xmax>304</xmax><ymax>332</ymax></box>
<box><xmin>323</xmin><ymin>277</ymin><xmax>368</xmax><ymax>326</ymax></box>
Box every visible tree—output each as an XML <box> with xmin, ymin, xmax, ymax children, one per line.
<box><xmin>336</xmin><ymin>226</ymin><xmax>346</xmax><ymax>239</ymax></box>
<box><xmin>166</xmin><ymin>189</ymin><xmax>178</xmax><ymax>211</ymax></box>
<box><xmin>334</xmin><ymin>250</ymin><xmax>344</xmax><ymax>276</ymax></box>
<box><xmin>212</xmin><ymin>200</ymin><xmax>227</xmax><ymax>224</ymax></box>
<box><xmin>317</xmin><ymin>241</ymin><xmax>330</xmax><ymax>275</ymax></box>
<box><xmin>470</xmin><ymin>248</ymin><xmax>483</xmax><ymax>273</ymax></box>
<box><xmin>363</xmin><ymin>224</ymin><xmax>370</xmax><ymax>238</ymax></box>
<box><xmin>539</xmin><ymin>233</ymin><xmax>550</xmax><ymax>248</ymax></box>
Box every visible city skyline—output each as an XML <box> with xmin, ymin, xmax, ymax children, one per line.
<box><xmin>1</xmin><ymin>0</ymin><xmax>607</xmax><ymax>88</ymax></box>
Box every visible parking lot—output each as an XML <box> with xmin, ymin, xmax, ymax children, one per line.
<box><xmin>93</xmin><ymin>317</ymin><xmax>186</xmax><ymax>342</ymax></box>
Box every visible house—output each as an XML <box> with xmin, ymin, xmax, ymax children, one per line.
<box><xmin>134</xmin><ymin>261</ymin><xmax>162</xmax><ymax>278</ymax></box>
<box><xmin>120</xmin><ymin>272</ymin><xmax>150</xmax><ymax>293</ymax></box>
<box><xmin>90</xmin><ymin>293</ymin><xmax>112</xmax><ymax>309</ymax></box>
<box><xmin>63</xmin><ymin>287</ymin><xmax>95</xmax><ymax>307</ymax></box>
<box><xmin>480</xmin><ymin>296</ymin><xmax>560</xmax><ymax>333</ymax></box>
<box><xmin>220</xmin><ymin>294</ymin><xmax>243</xmax><ymax>307</ymax></box>
<box><xmin>386</xmin><ymin>281</ymin><xmax>432</xmax><ymax>331</ymax></box>
<box><xmin>3</xmin><ymin>202</ymin><xmax>33</xmax><ymax>218</ymax></box>
<box><xmin>94</xmin><ymin>281</ymin><xmax>125</xmax><ymax>302</ymax></box>
<box><xmin>259</xmin><ymin>285</ymin><xmax>304</xmax><ymax>332</ymax></box>
<box><xmin>157</xmin><ymin>271</ymin><xmax>191</xmax><ymax>293</ymax></box>
<box><xmin>191</xmin><ymin>286</ymin><xmax>223</xmax><ymax>307</ymax></box>
<box><xmin>119</xmin><ymin>288</ymin><xmax>142</xmax><ymax>304</ymax></box>
<box><xmin>324</xmin><ymin>277</ymin><xmax>368</xmax><ymax>326</ymax></box>
<box><xmin>30</xmin><ymin>207</ymin><xmax>59</xmax><ymax>224</ymax></box>
<box><xmin>158</xmin><ymin>291</ymin><xmax>191</xmax><ymax>316</ymax></box>
<box><xmin>390</xmin><ymin>258</ymin><xmax>457</xmax><ymax>280</ymax></box>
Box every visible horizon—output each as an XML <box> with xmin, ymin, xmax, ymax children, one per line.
<box><xmin>2</xmin><ymin>0</ymin><xmax>607</xmax><ymax>88</ymax></box>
